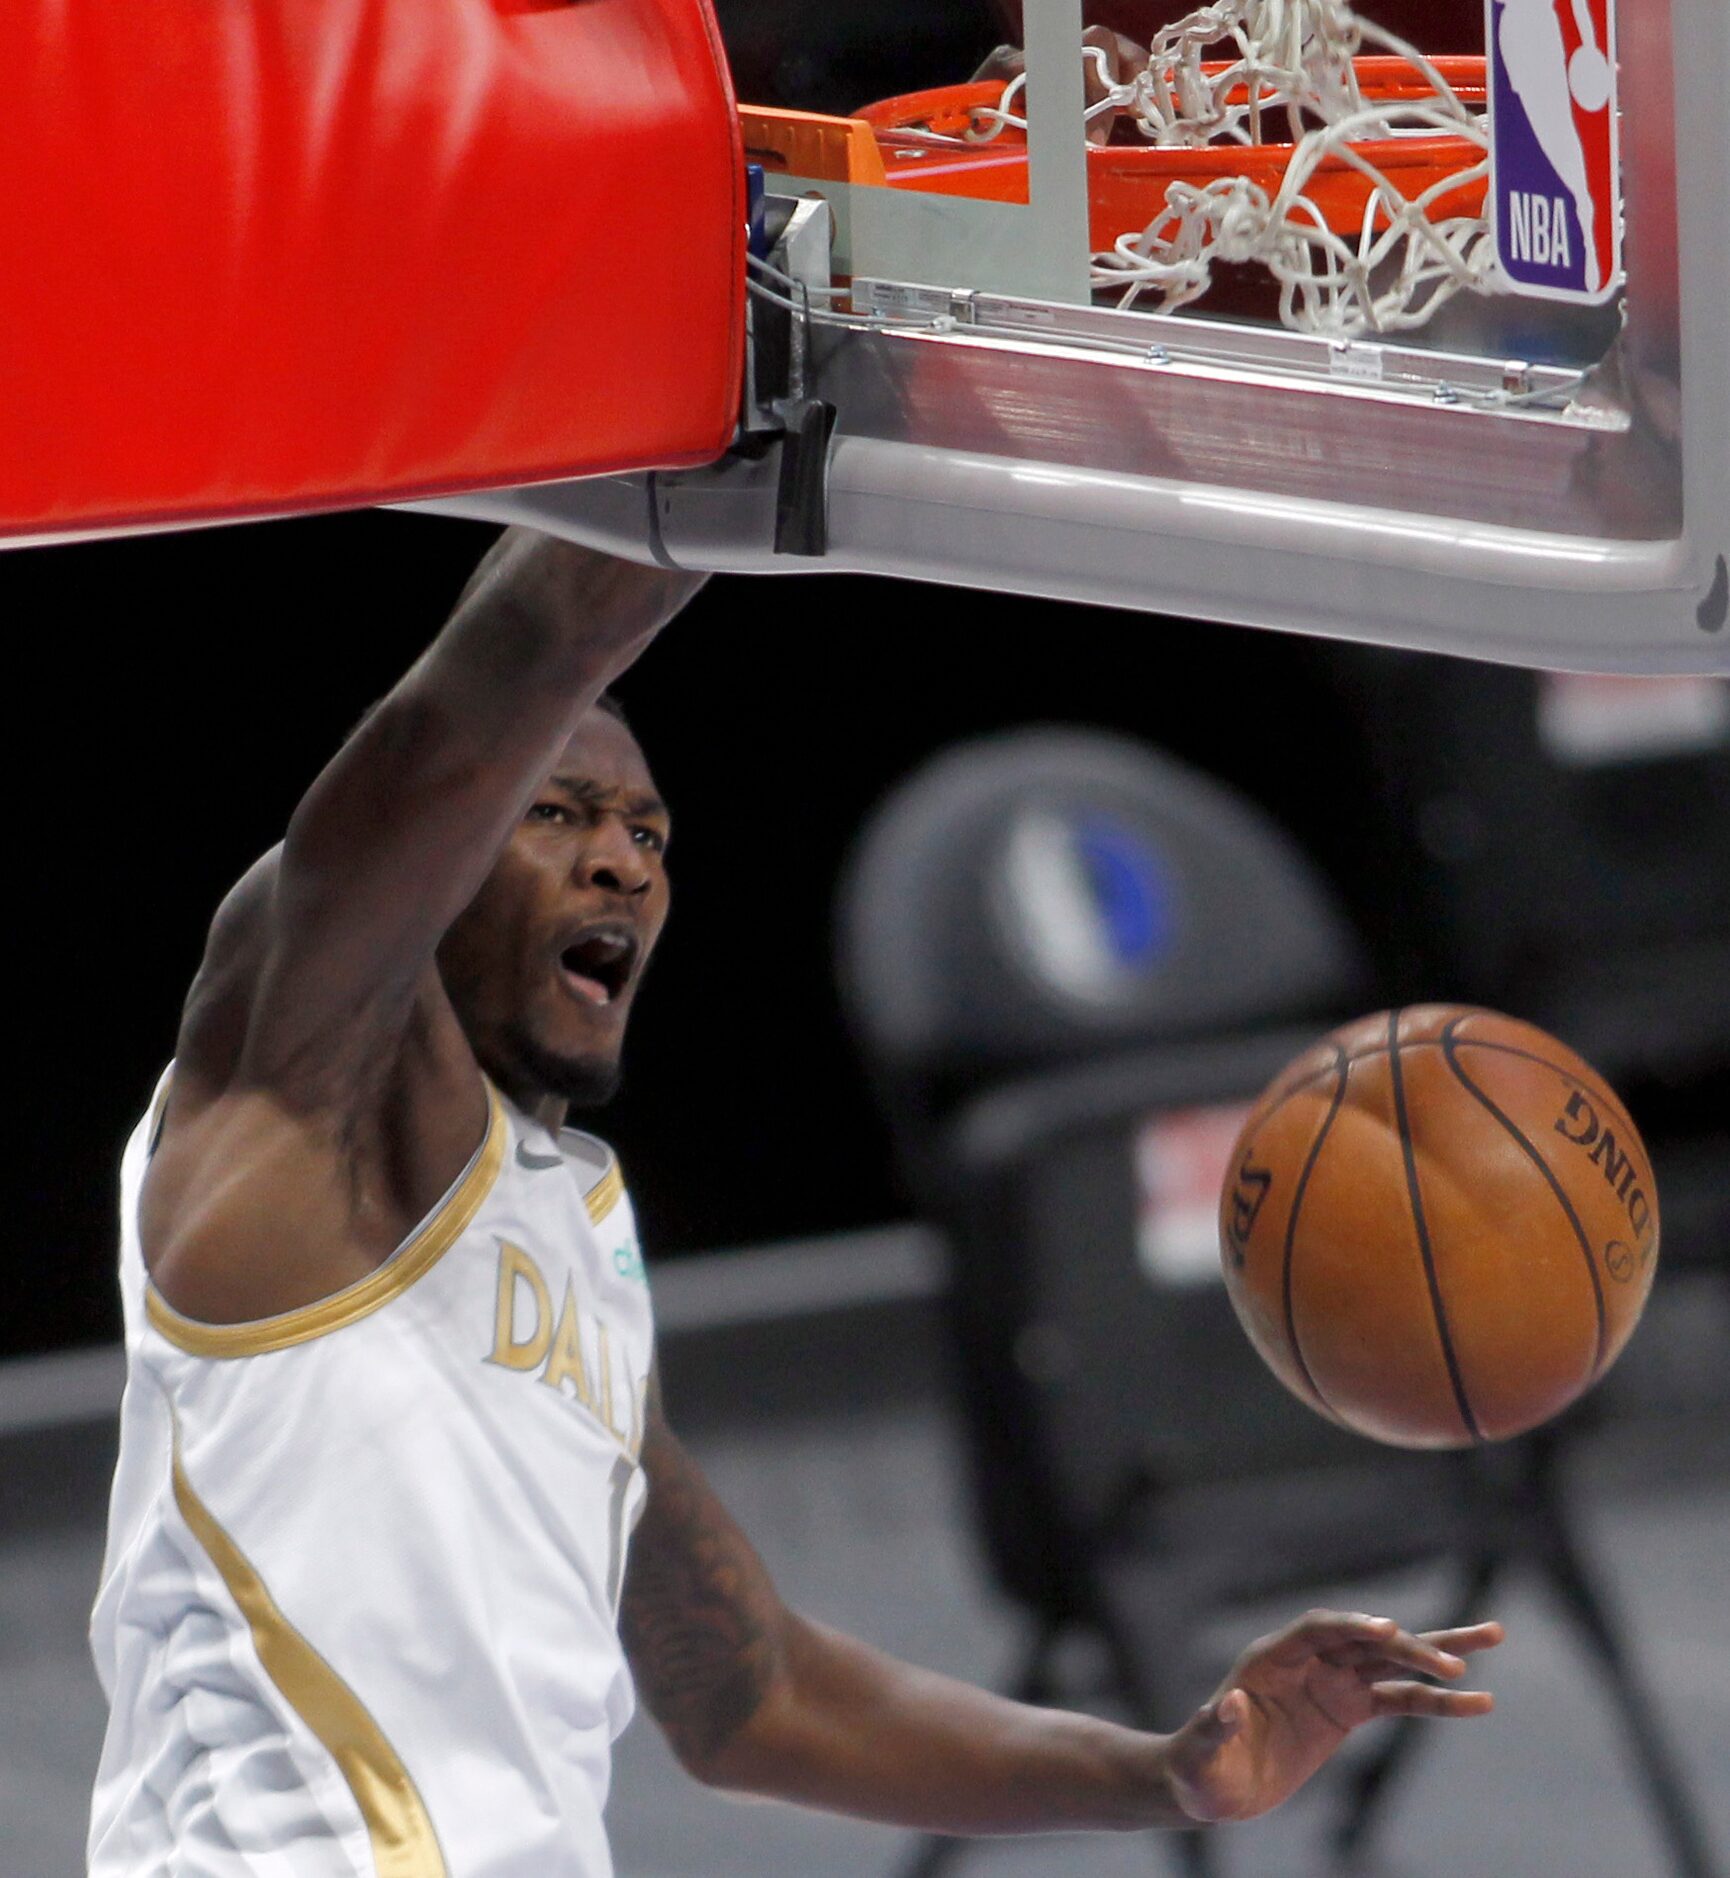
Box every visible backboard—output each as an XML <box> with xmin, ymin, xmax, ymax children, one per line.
<box><xmin>423</xmin><ymin>0</ymin><xmax>1730</xmax><ymax>674</ymax></box>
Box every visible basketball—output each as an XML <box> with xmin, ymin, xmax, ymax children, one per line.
<box><xmin>1218</xmin><ymin>1006</ymin><xmax>1659</xmax><ymax>1448</ymax></box>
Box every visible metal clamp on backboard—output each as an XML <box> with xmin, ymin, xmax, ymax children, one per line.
<box><xmin>740</xmin><ymin>192</ymin><xmax>838</xmax><ymax>558</ymax></box>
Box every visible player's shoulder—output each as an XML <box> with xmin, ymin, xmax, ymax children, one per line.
<box><xmin>203</xmin><ymin>846</ymin><xmax>283</xmax><ymax>964</ymax></box>
<box><xmin>174</xmin><ymin>847</ymin><xmax>284</xmax><ymax>1082</ymax></box>
<box><xmin>548</xmin><ymin>1125</ymin><xmax>643</xmax><ymax>1283</ymax></box>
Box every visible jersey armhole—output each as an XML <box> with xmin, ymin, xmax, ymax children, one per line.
<box><xmin>145</xmin><ymin>1084</ymin><xmax>507</xmax><ymax>1359</ymax></box>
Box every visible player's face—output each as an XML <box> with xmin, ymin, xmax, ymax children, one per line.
<box><xmin>438</xmin><ymin>707</ymin><xmax>670</xmax><ymax>1108</ymax></box>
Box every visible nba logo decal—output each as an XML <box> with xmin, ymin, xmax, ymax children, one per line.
<box><xmin>1487</xmin><ymin>0</ymin><xmax>1621</xmax><ymax>302</ymax></box>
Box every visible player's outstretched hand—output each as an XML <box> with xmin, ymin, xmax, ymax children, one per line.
<box><xmin>973</xmin><ymin>27</ymin><xmax>1148</xmax><ymax>143</ymax></box>
<box><xmin>1164</xmin><ymin>1611</ymin><xmax>1505</xmax><ymax>1824</ymax></box>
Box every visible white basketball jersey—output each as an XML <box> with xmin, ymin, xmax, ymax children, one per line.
<box><xmin>88</xmin><ymin>1072</ymin><xmax>655</xmax><ymax>1877</ymax></box>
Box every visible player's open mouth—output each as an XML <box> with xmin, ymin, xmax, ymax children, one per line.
<box><xmin>558</xmin><ymin>925</ymin><xmax>638</xmax><ymax>1007</ymax></box>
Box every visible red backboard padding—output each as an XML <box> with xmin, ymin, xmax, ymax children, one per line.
<box><xmin>0</xmin><ymin>0</ymin><xmax>744</xmax><ymax>539</ymax></box>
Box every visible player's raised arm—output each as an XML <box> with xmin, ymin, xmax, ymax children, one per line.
<box><xmin>144</xmin><ymin>531</ymin><xmax>697</xmax><ymax>1329</ymax></box>
<box><xmin>231</xmin><ymin>532</ymin><xmax>699</xmax><ymax>1087</ymax></box>
<box><xmin>623</xmin><ymin>1387</ymin><xmax>1503</xmax><ymax>1838</ymax></box>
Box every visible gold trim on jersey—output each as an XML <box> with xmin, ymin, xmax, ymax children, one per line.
<box><xmin>146</xmin><ymin>1086</ymin><xmax>506</xmax><ymax>1359</ymax></box>
<box><xmin>584</xmin><ymin>1156</ymin><xmax>625</xmax><ymax>1227</ymax></box>
<box><xmin>172</xmin><ymin>1453</ymin><xmax>447</xmax><ymax>1876</ymax></box>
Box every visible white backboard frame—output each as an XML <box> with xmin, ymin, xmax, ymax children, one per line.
<box><xmin>417</xmin><ymin>0</ymin><xmax>1730</xmax><ymax>674</ymax></box>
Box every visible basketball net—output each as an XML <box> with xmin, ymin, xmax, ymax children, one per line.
<box><xmin>976</xmin><ymin>0</ymin><xmax>1493</xmax><ymax>337</ymax></box>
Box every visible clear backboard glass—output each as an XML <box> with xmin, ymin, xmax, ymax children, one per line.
<box><xmin>434</xmin><ymin>0</ymin><xmax>1728</xmax><ymax>673</ymax></box>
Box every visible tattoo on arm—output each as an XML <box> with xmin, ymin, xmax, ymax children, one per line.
<box><xmin>619</xmin><ymin>1393</ymin><xmax>788</xmax><ymax>1773</ymax></box>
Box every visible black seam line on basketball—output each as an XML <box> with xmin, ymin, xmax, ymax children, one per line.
<box><xmin>1387</xmin><ymin>1008</ymin><xmax>1485</xmax><ymax>1445</ymax></box>
<box><xmin>1447</xmin><ymin>1038</ymin><xmax>1643</xmax><ymax>1145</ymax></box>
<box><xmin>1250</xmin><ymin>1009</ymin><xmax>1503</xmax><ymax>1116</ymax></box>
<box><xmin>1246</xmin><ymin>1046</ymin><xmax>1385</xmax><ymax>1136</ymax></box>
<box><xmin>1281</xmin><ymin>1043</ymin><xmax>1350</xmax><ymax>1422</ymax></box>
<box><xmin>1441</xmin><ymin>1020</ymin><xmax>1610</xmax><ymax>1379</ymax></box>
<box><xmin>1256</xmin><ymin>1029</ymin><xmax>1466</xmax><ymax>1113</ymax></box>
<box><xmin>1258</xmin><ymin>1034</ymin><xmax>1631</xmax><ymax>1142</ymax></box>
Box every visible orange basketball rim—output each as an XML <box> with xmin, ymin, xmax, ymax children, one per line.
<box><xmin>746</xmin><ymin>56</ymin><xmax>1487</xmax><ymax>258</ymax></box>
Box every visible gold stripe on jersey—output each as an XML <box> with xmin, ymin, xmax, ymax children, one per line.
<box><xmin>172</xmin><ymin>1453</ymin><xmax>447</xmax><ymax>1876</ymax></box>
<box><xmin>147</xmin><ymin>1086</ymin><xmax>506</xmax><ymax>1359</ymax></box>
<box><xmin>584</xmin><ymin>1156</ymin><xmax>625</xmax><ymax>1227</ymax></box>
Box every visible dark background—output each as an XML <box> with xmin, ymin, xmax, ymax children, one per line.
<box><xmin>9</xmin><ymin>0</ymin><xmax>1714</xmax><ymax>1358</ymax></box>
<box><xmin>9</xmin><ymin>509</ymin><xmax>1418</xmax><ymax>1356</ymax></box>
<box><xmin>718</xmin><ymin>0</ymin><xmax>1483</xmax><ymax>114</ymax></box>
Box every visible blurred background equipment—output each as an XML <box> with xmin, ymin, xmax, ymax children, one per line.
<box><xmin>1222</xmin><ymin>1005</ymin><xmax>1657</xmax><ymax>1448</ymax></box>
<box><xmin>837</xmin><ymin>729</ymin><xmax>1718</xmax><ymax>1876</ymax></box>
<box><xmin>1331</xmin><ymin>654</ymin><xmax>1730</xmax><ymax>1284</ymax></box>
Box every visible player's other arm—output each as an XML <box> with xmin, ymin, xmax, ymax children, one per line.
<box><xmin>622</xmin><ymin>1390</ymin><xmax>1502</xmax><ymax>1836</ymax></box>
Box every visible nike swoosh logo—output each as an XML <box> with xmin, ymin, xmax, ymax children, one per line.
<box><xmin>516</xmin><ymin>1143</ymin><xmax>565</xmax><ymax>1171</ymax></box>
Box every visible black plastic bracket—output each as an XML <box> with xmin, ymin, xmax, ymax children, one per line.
<box><xmin>772</xmin><ymin>398</ymin><xmax>837</xmax><ymax>558</ymax></box>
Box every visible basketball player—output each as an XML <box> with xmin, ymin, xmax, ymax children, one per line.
<box><xmin>975</xmin><ymin>23</ymin><xmax>1150</xmax><ymax>142</ymax></box>
<box><xmin>90</xmin><ymin>528</ymin><xmax>1502</xmax><ymax>1872</ymax></box>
